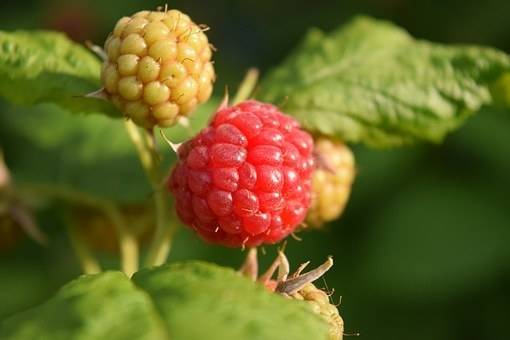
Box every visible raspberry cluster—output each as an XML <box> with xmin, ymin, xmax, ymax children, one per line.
<box><xmin>101</xmin><ymin>9</ymin><xmax>215</xmax><ymax>128</ymax></box>
<box><xmin>306</xmin><ymin>138</ymin><xmax>355</xmax><ymax>227</ymax></box>
<box><xmin>168</xmin><ymin>100</ymin><xmax>314</xmax><ymax>247</ymax></box>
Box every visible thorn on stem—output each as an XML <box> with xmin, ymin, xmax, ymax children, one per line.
<box><xmin>85</xmin><ymin>41</ymin><xmax>108</xmax><ymax>61</ymax></box>
<box><xmin>83</xmin><ymin>88</ymin><xmax>108</xmax><ymax>101</ymax></box>
<box><xmin>159</xmin><ymin>129</ymin><xmax>182</xmax><ymax>154</ymax></box>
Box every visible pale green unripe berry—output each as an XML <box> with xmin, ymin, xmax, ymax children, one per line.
<box><xmin>306</xmin><ymin>138</ymin><xmax>355</xmax><ymax>228</ymax></box>
<box><xmin>101</xmin><ymin>8</ymin><xmax>215</xmax><ymax>128</ymax></box>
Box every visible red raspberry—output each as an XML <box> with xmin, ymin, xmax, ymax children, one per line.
<box><xmin>168</xmin><ymin>100</ymin><xmax>314</xmax><ymax>247</ymax></box>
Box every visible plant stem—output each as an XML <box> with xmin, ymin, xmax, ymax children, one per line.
<box><xmin>124</xmin><ymin>121</ymin><xmax>176</xmax><ymax>267</ymax></box>
<box><xmin>67</xmin><ymin>224</ymin><xmax>101</xmax><ymax>275</ymax></box>
<box><xmin>145</xmin><ymin>191</ymin><xmax>174</xmax><ymax>266</ymax></box>
<box><xmin>102</xmin><ymin>204</ymin><xmax>139</xmax><ymax>277</ymax></box>
<box><xmin>232</xmin><ymin>68</ymin><xmax>260</xmax><ymax>104</ymax></box>
<box><xmin>143</xmin><ymin>132</ymin><xmax>175</xmax><ymax>267</ymax></box>
<box><xmin>18</xmin><ymin>184</ymin><xmax>139</xmax><ymax>277</ymax></box>
<box><xmin>124</xmin><ymin>120</ymin><xmax>158</xmax><ymax>182</ymax></box>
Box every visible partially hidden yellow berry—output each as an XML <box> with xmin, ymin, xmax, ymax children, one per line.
<box><xmin>101</xmin><ymin>8</ymin><xmax>215</xmax><ymax>128</ymax></box>
<box><xmin>306</xmin><ymin>138</ymin><xmax>355</xmax><ymax>228</ymax></box>
<box><xmin>239</xmin><ymin>249</ymin><xmax>345</xmax><ymax>340</ymax></box>
<box><xmin>292</xmin><ymin>283</ymin><xmax>344</xmax><ymax>340</ymax></box>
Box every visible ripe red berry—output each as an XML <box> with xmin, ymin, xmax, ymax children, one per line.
<box><xmin>168</xmin><ymin>100</ymin><xmax>314</xmax><ymax>247</ymax></box>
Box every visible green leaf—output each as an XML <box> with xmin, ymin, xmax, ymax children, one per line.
<box><xmin>132</xmin><ymin>262</ymin><xmax>329</xmax><ymax>340</ymax></box>
<box><xmin>0</xmin><ymin>30</ymin><xmax>118</xmax><ymax>117</ymax></box>
<box><xmin>1</xmin><ymin>262</ymin><xmax>330</xmax><ymax>340</ymax></box>
<box><xmin>0</xmin><ymin>99</ymin><xmax>217</xmax><ymax>203</ymax></box>
<box><xmin>258</xmin><ymin>16</ymin><xmax>510</xmax><ymax>147</ymax></box>
<box><xmin>0</xmin><ymin>271</ymin><xmax>167</xmax><ymax>340</ymax></box>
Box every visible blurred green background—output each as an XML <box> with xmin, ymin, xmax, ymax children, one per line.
<box><xmin>1</xmin><ymin>0</ymin><xmax>510</xmax><ymax>339</ymax></box>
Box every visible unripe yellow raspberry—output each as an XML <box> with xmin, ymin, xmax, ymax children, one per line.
<box><xmin>101</xmin><ymin>9</ymin><xmax>215</xmax><ymax>128</ymax></box>
<box><xmin>306</xmin><ymin>138</ymin><xmax>355</xmax><ymax>227</ymax></box>
<box><xmin>292</xmin><ymin>283</ymin><xmax>344</xmax><ymax>340</ymax></box>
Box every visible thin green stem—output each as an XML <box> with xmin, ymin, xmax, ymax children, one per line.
<box><xmin>232</xmin><ymin>68</ymin><xmax>260</xmax><ymax>105</ymax></box>
<box><xmin>145</xmin><ymin>191</ymin><xmax>174</xmax><ymax>267</ymax></box>
<box><xmin>124</xmin><ymin>120</ymin><xmax>158</xmax><ymax>182</ymax></box>
<box><xmin>67</xmin><ymin>224</ymin><xmax>101</xmax><ymax>275</ymax></box>
<box><xmin>124</xmin><ymin>120</ymin><xmax>176</xmax><ymax>267</ymax></box>
<box><xmin>102</xmin><ymin>204</ymin><xmax>139</xmax><ymax>277</ymax></box>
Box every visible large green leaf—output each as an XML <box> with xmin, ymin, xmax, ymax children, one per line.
<box><xmin>258</xmin><ymin>16</ymin><xmax>510</xmax><ymax>147</ymax></box>
<box><xmin>0</xmin><ymin>99</ymin><xmax>217</xmax><ymax>203</ymax></box>
<box><xmin>0</xmin><ymin>271</ymin><xmax>167</xmax><ymax>340</ymax></box>
<box><xmin>0</xmin><ymin>262</ymin><xmax>330</xmax><ymax>340</ymax></box>
<box><xmin>132</xmin><ymin>262</ymin><xmax>329</xmax><ymax>340</ymax></box>
<box><xmin>0</xmin><ymin>30</ymin><xmax>118</xmax><ymax>117</ymax></box>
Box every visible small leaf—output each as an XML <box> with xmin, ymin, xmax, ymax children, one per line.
<box><xmin>0</xmin><ymin>30</ymin><xmax>118</xmax><ymax>117</ymax></box>
<box><xmin>258</xmin><ymin>16</ymin><xmax>510</xmax><ymax>147</ymax></box>
<box><xmin>0</xmin><ymin>272</ymin><xmax>168</xmax><ymax>340</ymax></box>
<box><xmin>0</xmin><ymin>262</ymin><xmax>330</xmax><ymax>340</ymax></box>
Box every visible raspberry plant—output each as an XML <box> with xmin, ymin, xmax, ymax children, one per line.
<box><xmin>1</xmin><ymin>6</ymin><xmax>510</xmax><ymax>340</ymax></box>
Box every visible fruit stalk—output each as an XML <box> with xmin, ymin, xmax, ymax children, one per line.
<box><xmin>145</xmin><ymin>188</ymin><xmax>174</xmax><ymax>266</ymax></box>
<box><xmin>102</xmin><ymin>204</ymin><xmax>139</xmax><ymax>276</ymax></box>
<box><xmin>124</xmin><ymin>121</ymin><xmax>175</xmax><ymax>267</ymax></box>
<box><xmin>66</xmin><ymin>223</ymin><xmax>102</xmax><ymax>274</ymax></box>
<box><xmin>232</xmin><ymin>68</ymin><xmax>259</xmax><ymax>104</ymax></box>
